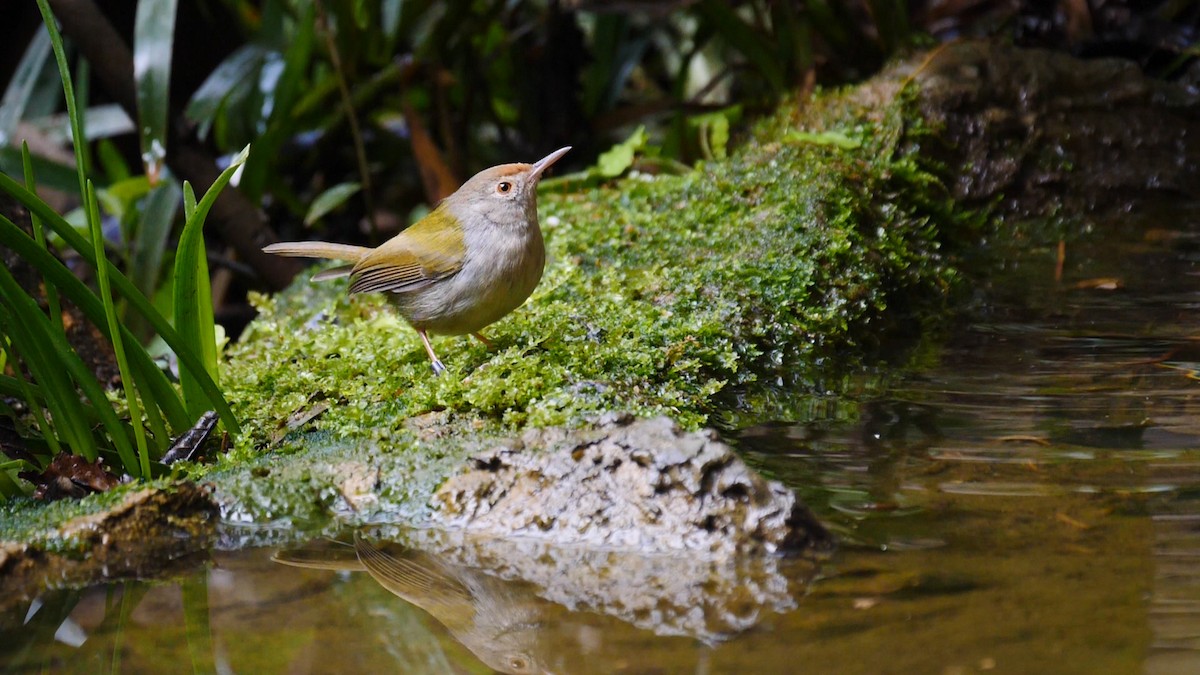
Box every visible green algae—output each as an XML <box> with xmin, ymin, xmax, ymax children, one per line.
<box><xmin>211</xmin><ymin>429</ymin><xmax>470</xmax><ymax>527</ymax></box>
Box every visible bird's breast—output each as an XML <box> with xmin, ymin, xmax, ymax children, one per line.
<box><xmin>397</xmin><ymin>224</ymin><xmax>544</xmax><ymax>335</ymax></box>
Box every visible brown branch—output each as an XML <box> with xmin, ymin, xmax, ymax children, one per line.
<box><xmin>45</xmin><ymin>0</ymin><xmax>301</xmax><ymax>290</ymax></box>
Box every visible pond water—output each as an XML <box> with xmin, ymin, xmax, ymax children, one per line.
<box><xmin>4</xmin><ymin>205</ymin><xmax>1200</xmax><ymax>674</ymax></box>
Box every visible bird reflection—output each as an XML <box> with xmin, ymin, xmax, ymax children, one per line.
<box><xmin>274</xmin><ymin>533</ymin><xmax>552</xmax><ymax>675</ymax></box>
<box><xmin>274</xmin><ymin>528</ymin><xmax>806</xmax><ymax>674</ymax></box>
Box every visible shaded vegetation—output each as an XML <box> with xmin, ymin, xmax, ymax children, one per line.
<box><xmin>0</xmin><ymin>1</ymin><xmax>237</xmax><ymax>499</ymax></box>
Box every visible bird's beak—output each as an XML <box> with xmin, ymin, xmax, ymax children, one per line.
<box><xmin>528</xmin><ymin>146</ymin><xmax>571</xmax><ymax>183</ymax></box>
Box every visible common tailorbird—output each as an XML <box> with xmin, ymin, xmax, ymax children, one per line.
<box><xmin>264</xmin><ymin>146</ymin><xmax>571</xmax><ymax>374</ymax></box>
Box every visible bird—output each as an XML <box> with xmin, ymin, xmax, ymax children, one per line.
<box><xmin>263</xmin><ymin>147</ymin><xmax>571</xmax><ymax>374</ymax></box>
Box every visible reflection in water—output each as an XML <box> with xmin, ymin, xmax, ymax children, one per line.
<box><xmin>736</xmin><ymin>223</ymin><xmax>1200</xmax><ymax>672</ymax></box>
<box><xmin>273</xmin><ymin>527</ymin><xmax>810</xmax><ymax>674</ymax></box>
<box><xmin>355</xmin><ymin>536</ymin><xmax>544</xmax><ymax>675</ymax></box>
<box><xmin>276</xmin><ymin>535</ymin><xmax>549</xmax><ymax>675</ymax></box>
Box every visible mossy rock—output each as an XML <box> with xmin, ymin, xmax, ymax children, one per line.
<box><xmin>203</xmin><ymin>60</ymin><xmax>973</xmax><ymax>531</ymax></box>
<box><xmin>221</xmin><ymin>86</ymin><xmax>962</xmax><ymax>451</ymax></box>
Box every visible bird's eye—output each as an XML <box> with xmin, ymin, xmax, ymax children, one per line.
<box><xmin>496</xmin><ymin>181</ymin><xmax>513</xmax><ymax>194</ymax></box>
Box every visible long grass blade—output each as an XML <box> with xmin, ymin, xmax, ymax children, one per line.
<box><xmin>35</xmin><ymin>0</ymin><xmax>119</xmax><ymax>448</ymax></box>
<box><xmin>0</xmin><ymin>270</ymin><xmax>141</xmax><ymax>466</ymax></box>
<box><xmin>0</xmin><ymin>212</ymin><xmax>192</xmax><ymax>433</ymax></box>
<box><xmin>21</xmin><ymin>142</ymin><xmax>62</xmax><ymax>334</ymax></box>
<box><xmin>0</xmin><ymin>304</ymin><xmax>92</xmax><ymax>460</ymax></box>
<box><xmin>33</xmin><ymin>0</ymin><xmax>85</xmax><ymax>197</ymax></box>
<box><xmin>0</xmin><ymin>374</ymin><xmax>41</xmax><ymax>400</ymax></box>
<box><xmin>0</xmin><ymin>333</ymin><xmax>60</xmax><ymax>460</ymax></box>
<box><xmin>6</xmin><ymin>10</ymin><xmax>162</xmax><ymax>471</ymax></box>
<box><xmin>86</xmin><ymin>181</ymin><xmax>151</xmax><ymax>476</ymax></box>
<box><xmin>175</xmin><ymin>146</ymin><xmax>248</xmax><ymax>418</ymax></box>
<box><xmin>0</xmin><ymin>179</ymin><xmax>240</xmax><ymax>435</ymax></box>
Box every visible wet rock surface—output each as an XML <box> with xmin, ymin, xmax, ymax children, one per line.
<box><xmin>431</xmin><ymin>415</ymin><xmax>833</xmax><ymax>558</ymax></box>
<box><xmin>371</xmin><ymin>526</ymin><xmax>809</xmax><ymax>645</ymax></box>
<box><xmin>0</xmin><ymin>483</ymin><xmax>217</xmax><ymax>612</ymax></box>
<box><xmin>901</xmin><ymin>41</ymin><xmax>1200</xmax><ymax>218</ymax></box>
<box><xmin>277</xmin><ymin>524</ymin><xmax>815</xmax><ymax>663</ymax></box>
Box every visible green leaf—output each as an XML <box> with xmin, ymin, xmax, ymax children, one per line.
<box><xmin>186</xmin><ymin>44</ymin><xmax>268</xmax><ymax>141</ymax></box>
<box><xmin>174</xmin><ymin>146</ymin><xmax>250</xmax><ymax>419</ymax></box>
<box><xmin>695</xmin><ymin>0</ymin><xmax>786</xmax><ymax>93</ymax></box>
<box><xmin>0</xmin><ymin>194</ymin><xmax>222</xmax><ymax>435</ymax></box>
<box><xmin>304</xmin><ymin>181</ymin><xmax>361</xmax><ymax>226</ymax></box>
<box><xmin>0</xmin><ymin>268</ymin><xmax>137</xmax><ymax>465</ymax></box>
<box><xmin>0</xmin><ymin>30</ymin><xmax>52</xmax><ymax>147</ymax></box>
<box><xmin>133</xmin><ymin>0</ymin><xmax>179</xmax><ymax>184</ymax></box>
<box><xmin>597</xmin><ymin>125</ymin><xmax>648</xmax><ymax>178</ymax></box>
<box><xmin>783</xmin><ymin>130</ymin><xmax>863</xmax><ymax>150</ymax></box>
<box><xmin>87</xmin><ymin>180</ymin><xmax>153</xmax><ymax>475</ymax></box>
<box><xmin>131</xmin><ymin>180</ymin><xmax>182</xmax><ymax>302</ymax></box>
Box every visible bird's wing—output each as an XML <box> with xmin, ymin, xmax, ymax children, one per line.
<box><xmin>348</xmin><ymin>212</ymin><xmax>465</xmax><ymax>295</ymax></box>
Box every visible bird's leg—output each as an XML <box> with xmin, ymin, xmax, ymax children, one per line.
<box><xmin>418</xmin><ymin>329</ymin><xmax>447</xmax><ymax>375</ymax></box>
<box><xmin>472</xmin><ymin>332</ymin><xmax>494</xmax><ymax>350</ymax></box>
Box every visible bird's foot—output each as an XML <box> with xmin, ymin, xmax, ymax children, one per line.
<box><xmin>430</xmin><ymin>358</ymin><xmax>447</xmax><ymax>376</ymax></box>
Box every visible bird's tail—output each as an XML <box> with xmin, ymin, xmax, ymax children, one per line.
<box><xmin>263</xmin><ymin>241</ymin><xmax>371</xmax><ymax>282</ymax></box>
<box><xmin>263</xmin><ymin>241</ymin><xmax>371</xmax><ymax>262</ymax></box>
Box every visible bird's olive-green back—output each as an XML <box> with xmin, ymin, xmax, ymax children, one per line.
<box><xmin>349</xmin><ymin>204</ymin><xmax>467</xmax><ymax>295</ymax></box>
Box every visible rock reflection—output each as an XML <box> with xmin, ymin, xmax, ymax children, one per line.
<box><xmin>274</xmin><ymin>527</ymin><xmax>813</xmax><ymax>674</ymax></box>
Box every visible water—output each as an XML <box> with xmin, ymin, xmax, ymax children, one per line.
<box><xmin>5</xmin><ymin>212</ymin><xmax>1200</xmax><ymax>674</ymax></box>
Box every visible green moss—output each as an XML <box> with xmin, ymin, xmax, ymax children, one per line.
<box><xmin>177</xmin><ymin>82</ymin><xmax>987</xmax><ymax>528</ymax></box>
<box><xmin>222</xmin><ymin>88</ymin><xmax>968</xmax><ymax>452</ymax></box>
<box><xmin>208</xmin><ymin>430</ymin><xmax>469</xmax><ymax>526</ymax></box>
<box><xmin>0</xmin><ymin>477</ymin><xmax>178</xmax><ymax>554</ymax></box>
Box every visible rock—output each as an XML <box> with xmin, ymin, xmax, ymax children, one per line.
<box><xmin>898</xmin><ymin>41</ymin><xmax>1200</xmax><ymax>218</ymax></box>
<box><xmin>0</xmin><ymin>483</ymin><xmax>218</xmax><ymax>613</ymax></box>
<box><xmin>431</xmin><ymin>415</ymin><xmax>833</xmax><ymax>558</ymax></box>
